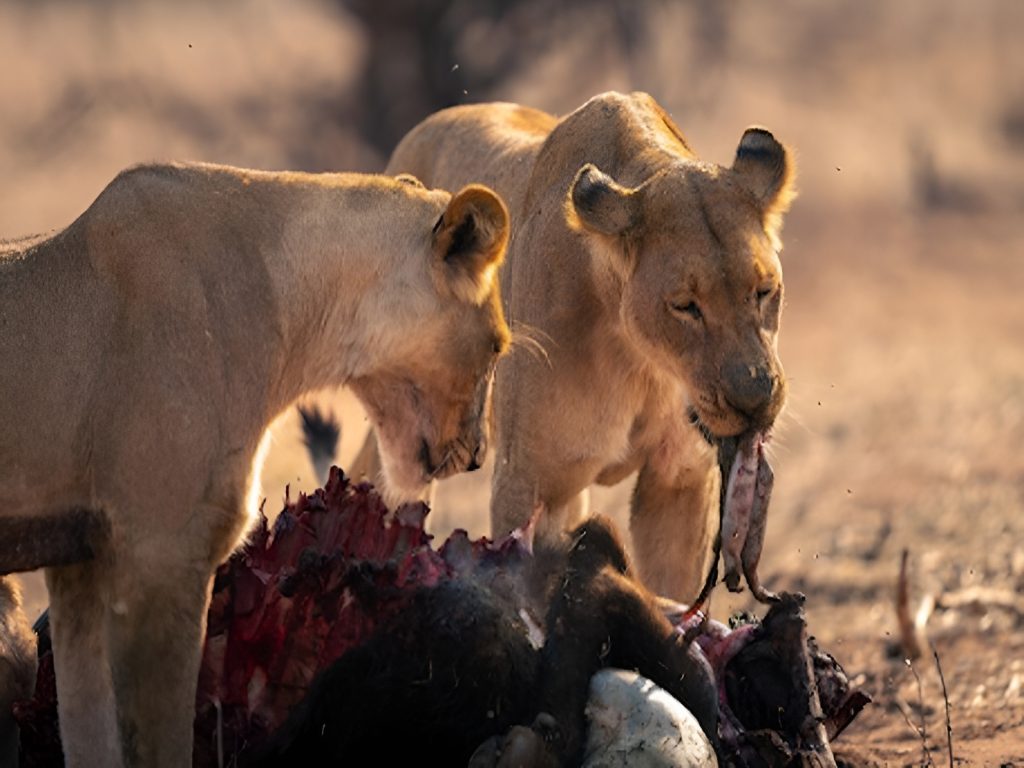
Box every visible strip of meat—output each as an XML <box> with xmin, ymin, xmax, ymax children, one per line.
<box><xmin>687</xmin><ymin>431</ymin><xmax>776</xmax><ymax>610</ymax></box>
<box><xmin>741</xmin><ymin>444</ymin><xmax>778</xmax><ymax>603</ymax></box>
<box><xmin>720</xmin><ymin>436</ymin><xmax>759</xmax><ymax>592</ymax></box>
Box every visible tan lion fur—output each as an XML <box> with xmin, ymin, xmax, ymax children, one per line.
<box><xmin>0</xmin><ymin>578</ymin><xmax>36</xmax><ymax>766</ymax></box>
<box><xmin>383</xmin><ymin>92</ymin><xmax>796</xmax><ymax>602</ymax></box>
<box><xmin>0</xmin><ymin>163</ymin><xmax>510</xmax><ymax>766</ymax></box>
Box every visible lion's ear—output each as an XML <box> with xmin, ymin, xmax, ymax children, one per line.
<box><xmin>732</xmin><ymin>127</ymin><xmax>797</xmax><ymax>238</ymax></box>
<box><xmin>566</xmin><ymin>164</ymin><xmax>642</xmax><ymax>237</ymax></box>
<box><xmin>433</xmin><ymin>185</ymin><xmax>509</xmax><ymax>305</ymax></box>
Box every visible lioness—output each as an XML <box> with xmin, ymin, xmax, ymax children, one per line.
<box><xmin>383</xmin><ymin>91</ymin><xmax>796</xmax><ymax>602</ymax></box>
<box><xmin>0</xmin><ymin>163</ymin><xmax>510</xmax><ymax>767</ymax></box>
<box><xmin>0</xmin><ymin>578</ymin><xmax>36</xmax><ymax>766</ymax></box>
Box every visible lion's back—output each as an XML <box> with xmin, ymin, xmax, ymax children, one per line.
<box><xmin>0</xmin><ymin>163</ymin><xmax>271</xmax><ymax>496</ymax></box>
<box><xmin>387</xmin><ymin>102</ymin><xmax>555</xmax><ymax>214</ymax></box>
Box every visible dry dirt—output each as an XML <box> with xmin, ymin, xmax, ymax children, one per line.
<box><xmin>3</xmin><ymin>1</ymin><xmax>1023</xmax><ymax>765</ymax></box>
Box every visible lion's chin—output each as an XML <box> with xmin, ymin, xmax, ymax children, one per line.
<box><xmin>375</xmin><ymin>433</ymin><xmax>433</xmax><ymax>503</ymax></box>
<box><xmin>687</xmin><ymin>405</ymin><xmax>748</xmax><ymax>442</ymax></box>
<box><xmin>378</xmin><ymin>433</ymin><xmax>471</xmax><ymax>504</ymax></box>
<box><xmin>378</xmin><ymin>462</ymin><xmax>430</xmax><ymax>505</ymax></box>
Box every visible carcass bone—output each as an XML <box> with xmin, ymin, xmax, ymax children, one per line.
<box><xmin>696</xmin><ymin>592</ymin><xmax>869</xmax><ymax>767</ymax></box>
<box><xmin>17</xmin><ymin>469</ymin><xmax>870</xmax><ymax>767</ymax></box>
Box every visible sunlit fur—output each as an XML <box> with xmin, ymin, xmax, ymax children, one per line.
<box><xmin>0</xmin><ymin>577</ymin><xmax>36</xmax><ymax>766</ymax></box>
<box><xmin>0</xmin><ymin>163</ymin><xmax>510</xmax><ymax>766</ymax></box>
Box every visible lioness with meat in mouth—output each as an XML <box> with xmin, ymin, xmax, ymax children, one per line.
<box><xmin>382</xmin><ymin>91</ymin><xmax>796</xmax><ymax>602</ymax></box>
<box><xmin>0</xmin><ymin>164</ymin><xmax>510</xmax><ymax>766</ymax></box>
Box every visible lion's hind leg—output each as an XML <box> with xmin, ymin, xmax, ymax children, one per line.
<box><xmin>46</xmin><ymin>560</ymin><xmax>124</xmax><ymax>768</ymax></box>
<box><xmin>0</xmin><ymin>576</ymin><xmax>37</xmax><ymax>767</ymax></box>
<box><xmin>348</xmin><ymin>426</ymin><xmax>382</xmax><ymax>485</ymax></box>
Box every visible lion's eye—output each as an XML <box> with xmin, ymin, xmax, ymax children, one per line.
<box><xmin>756</xmin><ymin>286</ymin><xmax>777</xmax><ymax>306</ymax></box>
<box><xmin>670</xmin><ymin>300</ymin><xmax>703</xmax><ymax>321</ymax></box>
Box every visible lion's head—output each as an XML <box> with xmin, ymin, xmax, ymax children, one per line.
<box><xmin>349</xmin><ymin>179</ymin><xmax>511</xmax><ymax>498</ymax></box>
<box><xmin>566</xmin><ymin>127</ymin><xmax>796</xmax><ymax>438</ymax></box>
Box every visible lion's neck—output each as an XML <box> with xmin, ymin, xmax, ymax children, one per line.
<box><xmin>257</xmin><ymin>195</ymin><xmax>396</xmax><ymax>414</ymax></box>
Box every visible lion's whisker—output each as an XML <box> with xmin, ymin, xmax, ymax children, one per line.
<box><xmin>509</xmin><ymin>322</ymin><xmax>553</xmax><ymax>368</ymax></box>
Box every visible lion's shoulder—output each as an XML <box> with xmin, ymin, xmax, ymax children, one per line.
<box><xmin>82</xmin><ymin>162</ymin><xmax>215</xmax><ymax>232</ymax></box>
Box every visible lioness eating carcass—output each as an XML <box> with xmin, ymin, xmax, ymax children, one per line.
<box><xmin>0</xmin><ymin>163</ymin><xmax>510</xmax><ymax>767</ymax></box>
<box><xmin>375</xmin><ymin>91</ymin><xmax>796</xmax><ymax>602</ymax></box>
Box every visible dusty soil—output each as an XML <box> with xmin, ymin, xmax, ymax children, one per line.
<box><xmin>4</xmin><ymin>1</ymin><xmax>1023</xmax><ymax>764</ymax></box>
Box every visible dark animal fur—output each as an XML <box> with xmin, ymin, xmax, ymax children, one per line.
<box><xmin>249</xmin><ymin>516</ymin><xmax>718</xmax><ymax>766</ymax></box>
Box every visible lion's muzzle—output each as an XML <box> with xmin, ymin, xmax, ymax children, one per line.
<box><xmin>721</xmin><ymin>359</ymin><xmax>785</xmax><ymax>430</ymax></box>
<box><xmin>466</xmin><ymin>437</ymin><xmax>486</xmax><ymax>472</ymax></box>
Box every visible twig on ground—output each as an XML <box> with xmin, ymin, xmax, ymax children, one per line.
<box><xmin>936</xmin><ymin>586</ymin><xmax>1024</xmax><ymax>619</ymax></box>
<box><xmin>894</xmin><ymin>695</ymin><xmax>932</xmax><ymax>766</ymax></box>
<box><xmin>932</xmin><ymin>643</ymin><xmax>954</xmax><ymax>768</ymax></box>
<box><xmin>897</xmin><ymin>549</ymin><xmax>923</xmax><ymax>660</ymax></box>
<box><xmin>905</xmin><ymin>658</ymin><xmax>934</xmax><ymax>767</ymax></box>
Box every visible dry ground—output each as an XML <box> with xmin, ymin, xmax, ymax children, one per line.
<box><xmin>3</xmin><ymin>1</ymin><xmax>1023</xmax><ymax>764</ymax></box>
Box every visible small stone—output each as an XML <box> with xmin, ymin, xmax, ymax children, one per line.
<box><xmin>1005</xmin><ymin>673</ymin><xmax>1022</xmax><ymax>701</ymax></box>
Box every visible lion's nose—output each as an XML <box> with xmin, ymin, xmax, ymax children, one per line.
<box><xmin>723</xmin><ymin>360</ymin><xmax>776</xmax><ymax>417</ymax></box>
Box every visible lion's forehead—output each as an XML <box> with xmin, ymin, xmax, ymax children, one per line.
<box><xmin>647</xmin><ymin>167</ymin><xmax>778</xmax><ymax>269</ymax></box>
<box><xmin>642</xmin><ymin>202</ymin><xmax>779</xmax><ymax>290</ymax></box>
<box><xmin>720</xmin><ymin>233</ymin><xmax>781</xmax><ymax>282</ymax></box>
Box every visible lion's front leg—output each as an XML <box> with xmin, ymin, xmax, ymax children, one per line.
<box><xmin>490</xmin><ymin>462</ymin><xmax>539</xmax><ymax>538</ymax></box>
<box><xmin>96</xmin><ymin>496</ymin><xmax>241</xmax><ymax>768</ymax></box>
<box><xmin>46</xmin><ymin>560</ymin><xmax>124</xmax><ymax>768</ymax></box>
<box><xmin>491</xmin><ymin>458</ymin><xmax>590</xmax><ymax>543</ymax></box>
<box><xmin>104</xmin><ymin>546</ymin><xmax>215</xmax><ymax>768</ymax></box>
<box><xmin>629</xmin><ymin>455</ymin><xmax>719</xmax><ymax>604</ymax></box>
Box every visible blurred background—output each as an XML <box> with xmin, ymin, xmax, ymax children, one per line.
<box><xmin>3</xmin><ymin>0</ymin><xmax>1023</xmax><ymax>760</ymax></box>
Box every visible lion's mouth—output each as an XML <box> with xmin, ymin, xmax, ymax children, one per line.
<box><xmin>687</xmin><ymin>389</ymin><xmax>763</xmax><ymax>439</ymax></box>
<box><xmin>419</xmin><ymin>437</ymin><xmax>478</xmax><ymax>482</ymax></box>
<box><xmin>687</xmin><ymin>404</ymin><xmax>750</xmax><ymax>442</ymax></box>
<box><xmin>419</xmin><ymin>438</ymin><xmax>444</xmax><ymax>481</ymax></box>
<box><xmin>687</xmin><ymin>407</ymin><xmax>716</xmax><ymax>445</ymax></box>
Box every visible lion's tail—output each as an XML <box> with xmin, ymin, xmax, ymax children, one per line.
<box><xmin>297</xmin><ymin>404</ymin><xmax>341</xmax><ymax>487</ymax></box>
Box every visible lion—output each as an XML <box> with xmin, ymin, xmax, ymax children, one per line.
<box><xmin>0</xmin><ymin>578</ymin><xmax>36</xmax><ymax>766</ymax></box>
<box><xmin>378</xmin><ymin>91</ymin><xmax>796</xmax><ymax>603</ymax></box>
<box><xmin>0</xmin><ymin>163</ymin><xmax>510</xmax><ymax>767</ymax></box>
